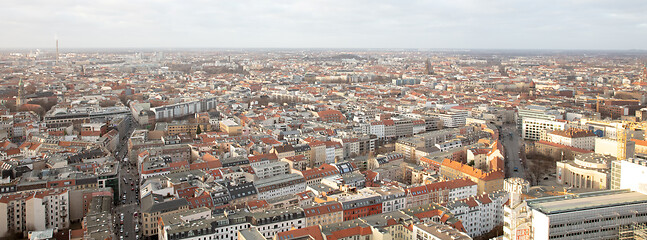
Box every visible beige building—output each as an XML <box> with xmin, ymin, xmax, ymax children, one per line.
<box><xmin>220</xmin><ymin>119</ymin><xmax>242</xmax><ymax>136</ymax></box>
<box><xmin>303</xmin><ymin>202</ymin><xmax>344</xmax><ymax>227</ymax></box>
<box><xmin>141</xmin><ymin>197</ymin><xmax>189</xmax><ymax>237</ymax></box>
<box><xmin>595</xmin><ymin>137</ymin><xmax>635</xmax><ymax>159</ymax></box>
<box><xmin>308</xmin><ymin>141</ymin><xmax>326</xmax><ymax>168</ymax></box>
<box><xmin>556</xmin><ymin>153</ymin><xmax>614</xmax><ymax>190</ymax></box>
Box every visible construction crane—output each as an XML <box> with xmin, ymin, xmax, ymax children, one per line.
<box><xmin>616</xmin><ymin>121</ymin><xmax>647</xmax><ymax>160</ymax></box>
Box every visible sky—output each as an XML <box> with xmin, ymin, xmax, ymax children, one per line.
<box><xmin>1</xmin><ymin>0</ymin><xmax>646</xmax><ymax>50</ymax></box>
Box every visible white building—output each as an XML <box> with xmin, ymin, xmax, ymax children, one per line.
<box><xmin>522</xmin><ymin>118</ymin><xmax>567</xmax><ymax>141</ymax></box>
<box><xmin>435</xmin><ymin>139</ymin><xmax>462</xmax><ymax>152</ymax></box>
<box><xmin>555</xmin><ymin>153</ymin><xmax>614</xmax><ymax>190</ymax></box>
<box><xmin>595</xmin><ymin>137</ymin><xmax>635</xmax><ymax>159</ymax></box>
<box><xmin>254</xmin><ymin>174</ymin><xmax>306</xmax><ymax>200</ymax></box>
<box><xmin>251</xmin><ymin>161</ymin><xmax>289</xmax><ymax>179</ymax></box>
<box><xmin>0</xmin><ymin>189</ymin><xmax>70</xmax><ymax>238</ymax></box>
<box><xmin>611</xmin><ymin>158</ymin><xmax>647</xmax><ymax>194</ymax></box>
<box><xmin>544</xmin><ymin>129</ymin><xmax>596</xmax><ymax>150</ymax></box>
<box><xmin>437</xmin><ymin>110</ymin><xmax>468</xmax><ymax>128</ymax></box>
<box><xmin>445</xmin><ymin>191</ymin><xmax>508</xmax><ymax>237</ymax></box>
<box><xmin>412</xmin><ymin>223</ymin><xmax>472</xmax><ymax>240</ymax></box>
<box><xmin>524</xmin><ymin>189</ymin><xmax>647</xmax><ymax>240</ymax></box>
<box><xmin>366</xmin><ymin>186</ymin><xmax>407</xmax><ymax>213</ymax></box>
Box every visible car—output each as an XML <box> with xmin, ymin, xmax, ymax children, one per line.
<box><xmin>135</xmin><ymin>225</ymin><xmax>139</xmax><ymax>232</ymax></box>
<box><xmin>120</xmin><ymin>226</ymin><xmax>124</xmax><ymax>233</ymax></box>
<box><xmin>136</xmin><ymin>235</ymin><xmax>140</xmax><ymax>240</ymax></box>
<box><xmin>513</xmin><ymin>167</ymin><xmax>518</xmax><ymax>172</ymax></box>
<box><xmin>131</xmin><ymin>183</ymin><xmax>134</xmax><ymax>186</ymax></box>
<box><xmin>120</xmin><ymin>236</ymin><xmax>124</xmax><ymax>240</ymax></box>
<box><xmin>544</xmin><ymin>176</ymin><xmax>549</xmax><ymax>180</ymax></box>
<box><xmin>131</xmin><ymin>187</ymin><xmax>135</xmax><ymax>191</ymax></box>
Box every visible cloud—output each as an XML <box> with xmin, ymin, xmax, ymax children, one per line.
<box><xmin>0</xmin><ymin>0</ymin><xmax>645</xmax><ymax>49</ymax></box>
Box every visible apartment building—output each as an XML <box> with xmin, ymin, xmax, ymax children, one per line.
<box><xmin>0</xmin><ymin>189</ymin><xmax>70</xmax><ymax>238</ymax></box>
<box><xmin>522</xmin><ymin>118</ymin><xmax>567</xmax><ymax>141</ymax></box>
<box><xmin>303</xmin><ymin>201</ymin><xmax>344</xmax><ymax>227</ymax></box>
<box><xmin>141</xmin><ymin>197</ymin><xmax>190</xmax><ymax>237</ymax></box>
<box><xmin>254</xmin><ymin>173</ymin><xmax>306</xmax><ymax>200</ymax></box>
<box><xmin>544</xmin><ymin>128</ymin><xmax>597</xmax><ymax>150</ymax></box>
<box><xmin>440</xmin><ymin>159</ymin><xmax>504</xmax><ymax>194</ymax></box>
<box><xmin>251</xmin><ymin>161</ymin><xmax>290</xmax><ymax>179</ymax></box>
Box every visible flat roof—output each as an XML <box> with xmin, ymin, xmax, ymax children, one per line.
<box><xmin>527</xmin><ymin>189</ymin><xmax>647</xmax><ymax>215</ymax></box>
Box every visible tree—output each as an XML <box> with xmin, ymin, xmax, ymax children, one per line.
<box><xmin>196</xmin><ymin>125</ymin><xmax>202</xmax><ymax>135</ymax></box>
<box><xmin>467</xmin><ymin>160</ymin><xmax>475</xmax><ymax>166</ymax></box>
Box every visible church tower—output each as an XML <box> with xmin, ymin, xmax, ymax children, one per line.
<box><xmin>16</xmin><ymin>79</ymin><xmax>24</xmax><ymax>107</ymax></box>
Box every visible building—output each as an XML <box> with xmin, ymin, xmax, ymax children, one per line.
<box><xmin>220</xmin><ymin>119</ymin><xmax>242</xmax><ymax>136</ymax></box>
<box><xmin>413</xmin><ymin>223</ymin><xmax>472</xmax><ymax>240</ymax></box>
<box><xmin>254</xmin><ymin>174</ymin><xmax>306</xmax><ymax>200</ymax></box>
<box><xmin>556</xmin><ymin>153</ymin><xmax>614</xmax><ymax>190</ymax></box>
<box><xmin>0</xmin><ymin>189</ymin><xmax>70</xmax><ymax>238</ymax></box>
<box><xmin>151</xmin><ymin>97</ymin><xmax>218</xmax><ymax>120</ymax></box>
<box><xmin>595</xmin><ymin>137</ymin><xmax>636</xmax><ymax>159</ymax></box>
<box><xmin>436</xmin><ymin>110</ymin><xmax>468</xmax><ymax>128</ymax></box>
<box><xmin>367</xmin><ymin>185</ymin><xmax>407</xmax><ymax>213</ymax></box>
<box><xmin>252</xmin><ymin>161</ymin><xmax>290</xmax><ymax>180</ymax></box>
<box><xmin>246</xmin><ymin>207</ymin><xmax>307</xmax><ymax>239</ymax></box>
<box><xmin>611</xmin><ymin>158</ymin><xmax>647</xmax><ymax>193</ymax></box>
<box><xmin>502</xmin><ymin>178</ymin><xmax>530</xmax><ymax>240</ymax></box>
<box><xmin>445</xmin><ymin>192</ymin><xmax>508</xmax><ymax>237</ymax></box>
<box><xmin>440</xmin><ymin>159</ymin><xmax>504</xmax><ymax>194</ymax></box>
<box><xmin>405</xmin><ymin>178</ymin><xmax>477</xmax><ymax>208</ymax></box>
<box><xmin>544</xmin><ymin>129</ymin><xmax>597</xmax><ymax>150</ymax></box>
<box><xmin>315</xmin><ymin>109</ymin><xmax>346</xmax><ymax>123</ymax></box>
<box><xmin>158</xmin><ymin>207</ymin><xmax>250</xmax><ymax>240</ymax></box>
<box><xmin>141</xmin><ymin>197</ymin><xmax>190</xmax><ymax>237</ymax></box>
<box><xmin>524</xmin><ymin>189</ymin><xmax>647</xmax><ymax>240</ymax></box>
<box><xmin>522</xmin><ymin>118</ymin><xmax>567</xmax><ymax>141</ymax></box>
<box><xmin>302</xmin><ymin>201</ymin><xmax>344</xmax><ymax>227</ymax></box>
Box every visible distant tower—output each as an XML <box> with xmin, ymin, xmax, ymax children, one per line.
<box><xmin>16</xmin><ymin>79</ymin><xmax>24</xmax><ymax>107</ymax></box>
<box><xmin>425</xmin><ymin>58</ymin><xmax>433</xmax><ymax>75</ymax></box>
<box><xmin>529</xmin><ymin>80</ymin><xmax>536</xmax><ymax>97</ymax></box>
<box><xmin>56</xmin><ymin>39</ymin><xmax>59</xmax><ymax>64</ymax></box>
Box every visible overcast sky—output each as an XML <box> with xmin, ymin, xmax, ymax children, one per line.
<box><xmin>2</xmin><ymin>0</ymin><xmax>646</xmax><ymax>49</ymax></box>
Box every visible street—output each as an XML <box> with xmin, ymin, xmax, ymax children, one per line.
<box><xmin>115</xmin><ymin>118</ymin><xmax>141</xmax><ymax>240</ymax></box>
<box><xmin>500</xmin><ymin>124</ymin><xmax>526</xmax><ymax>179</ymax></box>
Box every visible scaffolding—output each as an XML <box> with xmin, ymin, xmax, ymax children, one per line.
<box><xmin>619</xmin><ymin>222</ymin><xmax>647</xmax><ymax>240</ymax></box>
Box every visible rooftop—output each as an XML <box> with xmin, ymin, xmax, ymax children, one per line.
<box><xmin>527</xmin><ymin>189</ymin><xmax>647</xmax><ymax>215</ymax></box>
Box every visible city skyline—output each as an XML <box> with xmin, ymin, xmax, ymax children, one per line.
<box><xmin>2</xmin><ymin>0</ymin><xmax>647</xmax><ymax>50</ymax></box>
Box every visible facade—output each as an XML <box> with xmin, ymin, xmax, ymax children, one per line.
<box><xmin>303</xmin><ymin>201</ymin><xmax>344</xmax><ymax>227</ymax></box>
<box><xmin>141</xmin><ymin>198</ymin><xmax>190</xmax><ymax>237</ymax></box>
<box><xmin>151</xmin><ymin>97</ymin><xmax>218</xmax><ymax>120</ymax></box>
<box><xmin>440</xmin><ymin>159</ymin><xmax>504</xmax><ymax>194</ymax></box>
<box><xmin>522</xmin><ymin>118</ymin><xmax>567</xmax><ymax>141</ymax></box>
<box><xmin>220</xmin><ymin>119</ymin><xmax>242</xmax><ymax>136</ymax></box>
<box><xmin>251</xmin><ymin>161</ymin><xmax>290</xmax><ymax>179</ymax></box>
<box><xmin>595</xmin><ymin>137</ymin><xmax>635</xmax><ymax>159</ymax></box>
<box><xmin>0</xmin><ymin>189</ymin><xmax>70</xmax><ymax>238</ymax></box>
<box><xmin>525</xmin><ymin>189</ymin><xmax>647</xmax><ymax>240</ymax></box>
<box><xmin>254</xmin><ymin>174</ymin><xmax>306</xmax><ymax>200</ymax></box>
<box><xmin>544</xmin><ymin>129</ymin><xmax>596</xmax><ymax>150</ymax></box>
<box><xmin>413</xmin><ymin>223</ymin><xmax>472</xmax><ymax>240</ymax></box>
<box><xmin>611</xmin><ymin>158</ymin><xmax>647</xmax><ymax>193</ymax></box>
<box><xmin>555</xmin><ymin>153</ymin><xmax>614</xmax><ymax>190</ymax></box>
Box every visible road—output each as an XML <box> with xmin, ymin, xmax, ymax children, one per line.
<box><xmin>114</xmin><ymin>117</ymin><xmax>142</xmax><ymax>240</ymax></box>
<box><xmin>500</xmin><ymin>124</ymin><xmax>526</xmax><ymax>179</ymax></box>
